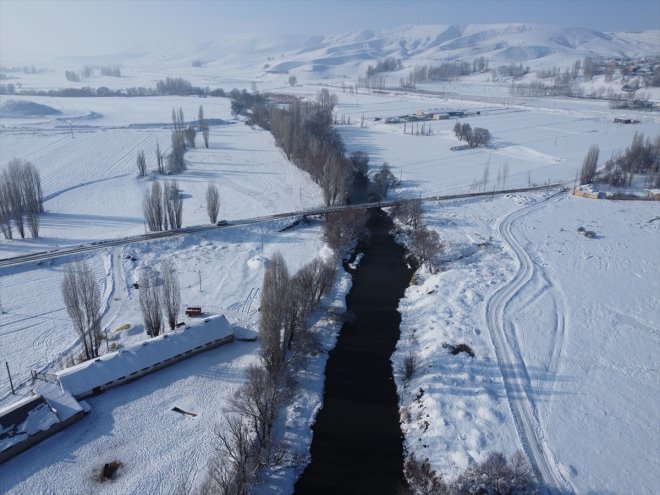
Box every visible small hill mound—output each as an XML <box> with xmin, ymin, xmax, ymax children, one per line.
<box><xmin>0</xmin><ymin>99</ymin><xmax>62</xmax><ymax>117</ymax></box>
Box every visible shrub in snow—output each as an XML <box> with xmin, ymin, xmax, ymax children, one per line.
<box><xmin>453</xmin><ymin>451</ymin><xmax>537</xmax><ymax>495</ymax></box>
<box><xmin>403</xmin><ymin>454</ymin><xmax>449</xmax><ymax>495</ymax></box>
<box><xmin>403</xmin><ymin>352</ymin><xmax>417</xmax><ymax>381</ymax></box>
<box><xmin>451</xmin><ymin>343</ymin><xmax>475</xmax><ymax>358</ymax></box>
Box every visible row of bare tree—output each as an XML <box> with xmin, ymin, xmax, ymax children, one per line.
<box><xmin>453</xmin><ymin>122</ymin><xmax>492</xmax><ymax>148</ymax></box>
<box><xmin>202</xmin><ymin>252</ymin><xmax>337</xmax><ymax>494</ymax></box>
<box><xmin>403</xmin><ymin>451</ymin><xmax>536</xmax><ymax>495</ymax></box>
<box><xmin>0</xmin><ymin>159</ymin><xmax>44</xmax><ymax>239</ymax></box>
<box><xmin>61</xmin><ymin>257</ymin><xmax>181</xmax><ymax>361</ymax></box>
<box><xmin>143</xmin><ymin>181</ymin><xmax>183</xmax><ymax>231</ymax></box>
<box><xmin>138</xmin><ymin>259</ymin><xmax>181</xmax><ymax>337</ymax></box>
<box><xmin>391</xmin><ymin>198</ymin><xmax>443</xmax><ymax>272</ymax></box>
<box><xmin>268</xmin><ymin>95</ymin><xmax>351</xmax><ymax>207</ymax></box>
<box><xmin>580</xmin><ymin>132</ymin><xmax>660</xmax><ymax>188</ymax></box>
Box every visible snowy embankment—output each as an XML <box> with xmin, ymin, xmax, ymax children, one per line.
<box><xmin>0</xmin><ymin>219</ymin><xmax>350</xmax><ymax>494</ymax></box>
<box><xmin>392</xmin><ymin>192</ymin><xmax>660</xmax><ymax>494</ymax></box>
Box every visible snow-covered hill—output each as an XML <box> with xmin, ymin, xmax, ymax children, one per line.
<box><xmin>271</xmin><ymin>24</ymin><xmax>659</xmax><ymax>75</ymax></box>
<box><xmin>103</xmin><ymin>24</ymin><xmax>658</xmax><ymax>78</ymax></box>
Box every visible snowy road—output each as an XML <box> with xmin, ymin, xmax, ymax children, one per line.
<box><xmin>485</xmin><ymin>191</ymin><xmax>574</xmax><ymax>494</ymax></box>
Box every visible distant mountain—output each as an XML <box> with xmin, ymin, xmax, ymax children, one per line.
<box><xmin>100</xmin><ymin>24</ymin><xmax>658</xmax><ymax>78</ymax></box>
<box><xmin>266</xmin><ymin>24</ymin><xmax>659</xmax><ymax>76</ymax></box>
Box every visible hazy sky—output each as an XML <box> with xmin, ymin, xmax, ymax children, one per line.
<box><xmin>1</xmin><ymin>0</ymin><xmax>659</xmax><ymax>61</ymax></box>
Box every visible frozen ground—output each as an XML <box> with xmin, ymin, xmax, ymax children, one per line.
<box><xmin>1</xmin><ymin>47</ymin><xmax>659</xmax><ymax>494</ymax></box>
<box><xmin>393</xmin><ymin>192</ymin><xmax>660</xmax><ymax>494</ymax></box>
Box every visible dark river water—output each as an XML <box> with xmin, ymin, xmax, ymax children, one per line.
<box><xmin>294</xmin><ymin>208</ymin><xmax>413</xmax><ymax>495</ymax></box>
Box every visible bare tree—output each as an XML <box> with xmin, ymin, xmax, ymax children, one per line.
<box><xmin>391</xmin><ymin>198</ymin><xmax>423</xmax><ymax>230</ymax></box>
<box><xmin>323</xmin><ymin>209</ymin><xmax>368</xmax><ymax>254</ymax></box>
<box><xmin>481</xmin><ymin>163</ymin><xmax>490</xmax><ymax>191</ymax></box>
<box><xmin>316</xmin><ymin>88</ymin><xmax>338</xmax><ymax>109</ymax></box>
<box><xmin>199</xmin><ymin>105</ymin><xmax>210</xmax><ymax>148</ymax></box>
<box><xmin>321</xmin><ymin>154</ymin><xmax>350</xmax><ymax>206</ymax></box>
<box><xmin>168</xmin><ymin>131</ymin><xmax>186</xmax><ymax>174</ymax></box>
<box><xmin>227</xmin><ymin>365</ymin><xmax>281</xmax><ymax>453</ymax></box>
<box><xmin>403</xmin><ymin>454</ymin><xmax>448</xmax><ymax>495</ymax></box>
<box><xmin>370</xmin><ymin>162</ymin><xmax>397</xmax><ymax>200</ymax></box>
<box><xmin>467</xmin><ymin>127</ymin><xmax>491</xmax><ymax>148</ymax></box>
<box><xmin>143</xmin><ymin>182</ymin><xmax>164</xmax><ymax>232</ymax></box>
<box><xmin>288</xmin><ymin>75</ymin><xmax>297</xmax><ymax>87</ymax></box>
<box><xmin>454</xmin><ymin>451</ymin><xmax>536</xmax><ymax>494</ymax></box>
<box><xmin>172</xmin><ymin>107</ymin><xmax>185</xmax><ymax>134</ymax></box>
<box><xmin>206</xmin><ymin>183</ymin><xmax>220</xmax><ymax>224</ymax></box>
<box><xmin>580</xmin><ymin>144</ymin><xmax>599</xmax><ymax>185</ymax></box>
<box><xmin>155</xmin><ymin>142</ymin><xmax>164</xmax><ymax>174</ymax></box>
<box><xmin>454</xmin><ymin>121</ymin><xmax>472</xmax><ymax>142</ymax></box>
<box><xmin>139</xmin><ymin>268</ymin><xmax>162</xmax><ymax>337</ymax></box>
<box><xmin>202</xmin><ymin>415</ymin><xmax>259</xmax><ymax>495</ymax></box>
<box><xmin>410</xmin><ymin>226</ymin><xmax>443</xmax><ymax>272</ymax></box>
<box><xmin>62</xmin><ymin>261</ymin><xmax>102</xmax><ymax>360</ymax></box>
<box><xmin>0</xmin><ymin>179</ymin><xmax>12</xmax><ymax>239</ymax></box>
<box><xmin>161</xmin><ymin>259</ymin><xmax>181</xmax><ymax>330</ymax></box>
<box><xmin>164</xmin><ymin>180</ymin><xmax>183</xmax><ymax>229</ymax></box>
<box><xmin>453</xmin><ymin>121</ymin><xmax>464</xmax><ymax>140</ymax></box>
<box><xmin>259</xmin><ymin>251</ymin><xmax>290</xmax><ymax>376</ymax></box>
<box><xmin>136</xmin><ymin>150</ymin><xmax>147</xmax><ymax>177</ymax></box>
<box><xmin>184</xmin><ymin>125</ymin><xmax>197</xmax><ymax>148</ymax></box>
<box><xmin>349</xmin><ymin>150</ymin><xmax>369</xmax><ymax>179</ymax></box>
<box><xmin>1</xmin><ymin>159</ymin><xmax>43</xmax><ymax>239</ymax></box>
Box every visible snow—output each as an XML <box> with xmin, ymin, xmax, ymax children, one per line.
<box><xmin>0</xmin><ymin>341</ymin><xmax>261</xmax><ymax>494</ymax></box>
<box><xmin>55</xmin><ymin>315</ymin><xmax>233</xmax><ymax>399</ymax></box>
<box><xmin>1</xmin><ymin>23</ymin><xmax>659</xmax><ymax>494</ymax></box>
<box><xmin>0</xmin><ymin>397</ymin><xmax>60</xmax><ymax>454</ymax></box>
<box><xmin>392</xmin><ymin>192</ymin><xmax>660</xmax><ymax>493</ymax></box>
<box><xmin>36</xmin><ymin>382</ymin><xmax>83</xmax><ymax>421</ymax></box>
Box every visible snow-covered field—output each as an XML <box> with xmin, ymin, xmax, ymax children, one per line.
<box><xmin>0</xmin><ymin>95</ymin><xmax>324</xmax><ymax>259</ymax></box>
<box><xmin>393</xmin><ymin>192</ymin><xmax>660</xmax><ymax>494</ymax></box>
<box><xmin>1</xmin><ymin>29</ymin><xmax>659</xmax><ymax>493</ymax></box>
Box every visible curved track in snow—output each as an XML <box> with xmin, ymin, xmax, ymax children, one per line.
<box><xmin>485</xmin><ymin>191</ymin><xmax>574</xmax><ymax>494</ymax></box>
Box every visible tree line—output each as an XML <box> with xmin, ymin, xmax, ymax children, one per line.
<box><xmin>61</xmin><ymin>257</ymin><xmax>181</xmax><ymax>363</ymax></box>
<box><xmin>138</xmin><ymin>105</ymin><xmax>213</xmax><ymax>231</ymax></box>
<box><xmin>201</xmin><ymin>252</ymin><xmax>337</xmax><ymax>494</ymax></box>
<box><xmin>580</xmin><ymin>132</ymin><xmax>660</xmax><ymax>188</ymax></box>
<box><xmin>0</xmin><ymin>77</ymin><xmax>226</xmax><ymax>98</ymax></box>
<box><xmin>399</xmin><ymin>58</ymin><xmax>489</xmax><ymax>89</ymax></box>
<box><xmin>0</xmin><ymin>159</ymin><xmax>44</xmax><ymax>239</ymax></box>
<box><xmin>453</xmin><ymin>121</ymin><xmax>492</xmax><ymax>148</ymax></box>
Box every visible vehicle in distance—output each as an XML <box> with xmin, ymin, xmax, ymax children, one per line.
<box><xmin>216</xmin><ymin>220</ymin><xmax>228</xmax><ymax>226</ymax></box>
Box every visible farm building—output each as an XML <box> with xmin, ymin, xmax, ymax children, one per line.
<box><xmin>0</xmin><ymin>383</ymin><xmax>85</xmax><ymax>463</ymax></box>
<box><xmin>55</xmin><ymin>315</ymin><xmax>234</xmax><ymax>399</ymax></box>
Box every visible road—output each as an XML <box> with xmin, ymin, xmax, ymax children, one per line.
<box><xmin>485</xmin><ymin>190</ymin><xmax>575</xmax><ymax>494</ymax></box>
<box><xmin>0</xmin><ymin>184</ymin><xmax>565</xmax><ymax>268</ymax></box>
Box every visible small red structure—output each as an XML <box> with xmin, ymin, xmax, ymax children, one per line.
<box><xmin>185</xmin><ymin>306</ymin><xmax>203</xmax><ymax>317</ymax></box>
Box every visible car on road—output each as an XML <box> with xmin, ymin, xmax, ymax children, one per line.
<box><xmin>216</xmin><ymin>220</ymin><xmax>228</xmax><ymax>226</ymax></box>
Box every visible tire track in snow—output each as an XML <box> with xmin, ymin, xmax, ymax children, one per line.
<box><xmin>485</xmin><ymin>191</ymin><xmax>574</xmax><ymax>494</ymax></box>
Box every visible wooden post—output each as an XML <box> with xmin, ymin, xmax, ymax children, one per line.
<box><xmin>6</xmin><ymin>361</ymin><xmax>15</xmax><ymax>395</ymax></box>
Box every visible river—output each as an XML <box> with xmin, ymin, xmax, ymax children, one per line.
<box><xmin>294</xmin><ymin>208</ymin><xmax>413</xmax><ymax>494</ymax></box>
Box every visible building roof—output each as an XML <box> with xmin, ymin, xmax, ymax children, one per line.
<box><xmin>55</xmin><ymin>316</ymin><xmax>233</xmax><ymax>398</ymax></box>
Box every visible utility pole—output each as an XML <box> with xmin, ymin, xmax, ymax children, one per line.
<box><xmin>68</xmin><ymin>120</ymin><xmax>74</xmax><ymax>138</ymax></box>
<box><xmin>5</xmin><ymin>362</ymin><xmax>15</xmax><ymax>395</ymax></box>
